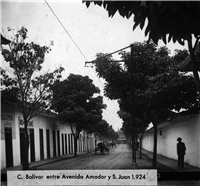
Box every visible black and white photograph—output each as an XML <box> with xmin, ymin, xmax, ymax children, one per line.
<box><xmin>1</xmin><ymin>1</ymin><xmax>200</xmax><ymax>186</ymax></box>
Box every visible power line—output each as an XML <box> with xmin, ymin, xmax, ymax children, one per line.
<box><xmin>44</xmin><ymin>1</ymin><xmax>125</xmax><ymax>112</ymax></box>
<box><xmin>44</xmin><ymin>0</ymin><xmax>118</xmax><ymax>109</ymax></box>
<box><xmin>45</xmin><ymin>0</ymin><xmax>88</xmax><ymax>61</ymax></box>
<box><xmin>108</xmin><ymin>45</ymin><xmax>131</xmax><ymax>56</ymax></box>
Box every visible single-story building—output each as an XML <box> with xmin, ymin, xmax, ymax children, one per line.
<box><xmin>141</xmin><ymin>112</ymin><xmax>200</xmax><ymax>168</ymax></box>
<box><xmin>1</xmin><ymin>104</ymin><xmax>95</xmax><ymax>169</ymax></box>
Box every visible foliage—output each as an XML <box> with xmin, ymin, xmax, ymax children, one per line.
<box><xmin>107</xmin><ymin>125</ymin><xmax>119</xmax><ymax>141</ymax></box>
<box><xmin>1</xmin><ymin>68</ymin><xmax>19</xmax><ymax>104</ymax></box>
<box><xmin>84</xmin><ymin>1</ymin><xmax>200</xmax><ymax>45</ymax></box>
<box><xmin>93</xmin><ymin>41</ymin><xmax>199</xmax><ymax>167</ymax></box>
<box><xmin>95</xmin><ymin>41</ymin><xmax>199</xmax><ymax>116</ymax></box>
<box><xmin>51</xmin><ymin>73</ymin><xmax>106</xmax><ymax>156</ymax></box>
<box><xmin>90</xmin><ymin>119</ymin><xmax>109</xmax><ymax>138</ymax></box>
<box><xmin>84</xmin><ymin>1</ymin><xmax>200</xmax><ymax>93</ymax></box>
<box><xmin>51</xmin><ymin>74</ymin><xmax>106</xmax><ymax>132</ymax></box>
<box><xmin>88</xmin><ymin>119</ymin><xmax>118</xmax><ymax>142</ymax></box>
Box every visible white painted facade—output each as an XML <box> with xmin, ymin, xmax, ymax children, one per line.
<box><xmin>142</xmin><ymin>113</ymin><xmax>200</xmax><ymax>168</ymax></box>
<box><xmin>1</xmin><ymin>105</ymin><xmax>95</xmax><ymax>169</ymax></box>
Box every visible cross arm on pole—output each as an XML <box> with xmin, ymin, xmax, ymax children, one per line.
<box><xmin>85</xmin><ymin>60</ymin><xmax>125</xmax><ymax>66</ymax></box>
<box><xmin>84</xmin><ymin>45</ymin><xmax>131</xmax><ymax>67</ymax></box>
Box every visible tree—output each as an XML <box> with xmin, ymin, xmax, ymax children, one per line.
<box><xmin>1</xmin><ymin>27</ymin><xmax>63</xmax><ymax>170</ymax></box>
<box><xmin>88</xmin><ymin>119</ymin><xmax>108</xmax><ymax>145</ymax></box>
<box><xmin>1</xmin><ymin>68</ymin><xmax>19</xmax><ymax>104</ymax></box>
<box><xmin>118</xmin><ymin>110</ymin><xmax>149</xmax><ymax>159</ymax></box>
<box><xmin>107</xmin><ymin>125</ymin><xmax>119</xmax><ymax>142</ymax></box>
<box><xmin>92</xmin><ymin>41</ymin><xmax>199</xmax><ymax>167</ymax></box>
<box><xmin>51</xmin><ymin>74</ymin><xmax>106</xmax><ymax>157</ymax></box>
<box><xmin>88</xmin><ymin>119</ymin><xmax>118</xmax><ymax>144</ymax></box>
<box><xmin>84</xmin><ymin>1</ymin><xmax>200</xmax><ymax>93</ymax></box>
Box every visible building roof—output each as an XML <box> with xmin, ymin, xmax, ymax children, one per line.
<box><xmin>144</xmin><ymin>112</ymin><xmax>199</xmax><ymax>134</ymax></box>
<box><xmin>1</xmin><ymin>34</ymin><xmax>11</xmax><ymax>45</ymax></box>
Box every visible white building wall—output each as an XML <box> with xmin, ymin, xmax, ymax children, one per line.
<box><xmin>59</xmin><ymin>122</ymin><xmax>71</xmax><ymax>155</ymax></box>
<box><xmin>1</xmin><ymin>109</ymin><xmax>18</xmax><ymax>168</ymax></box>
<box><xmin>1</xmin><ymin>140</ymin><xmax>6</xmax><ymax>168</ymax></box>
<box><xmin>142</xmin><ymin>114</ymin><xmax>200</xmax><ymax>168</ymax></box>
<box><xmin>1</xmin><ymin>107</ymin><xmax>96</xmax><ymax>170</ymax></box>
<box><xmin>142</xmin><ymin>131</ymin><xmax>154</xmax><ymax>152</ymax></box>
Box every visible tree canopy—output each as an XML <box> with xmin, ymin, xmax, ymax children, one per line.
<box><xmin>84</xmin><ymin>1</ymin><xmax>200</xmax><ymax>45</ymax></box>
<box><xmin>51</xmin><ymin>73</ymin><xmax>106</xmax><ymax>156</ymax></box>
<box><xmin>87</xmin><ymin>118</ymin><xmax>119</xmax><ymax>143</ymax></box>
<box><xmin>84</xmin><ymin>1</ymin><xmax>200</xmax><ymax>93</ymax></box>
<box><xmin>93</xmin><ymin>41</ymin><xmax>199</xmax><ymax>166</ymax></box>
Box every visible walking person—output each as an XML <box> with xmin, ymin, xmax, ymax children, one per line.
<box><xmin>177</xmin><ymin>137</ymin><xmax>186</xmax><ymax>170</ymax></box>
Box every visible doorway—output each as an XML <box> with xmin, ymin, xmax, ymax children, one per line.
<box><xmin>29</xmin><ymin>129</ymin><xmax>35</xmax><ymax>162</ymax></box>
<box><xmin>39</xmin><ymin>129</ymin><xmax>44</xmax><ymax>160</ymax></box>
<box><xmin>5</xmin><ymin>127</ymin><xmax>13</xmax><ymax>167</ymax></box>
<box><xmin>46</xmin><ymin>129</ymin><xmax>50</xmax><ymax>158</ymax></box>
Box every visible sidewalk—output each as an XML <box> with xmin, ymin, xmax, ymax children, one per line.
<box><xmin>141</xmin><ymin>149</ymin><xmax>200</xmax><ymax>172</ymax></box>
<box><xmin>1</xmin><ymin>151</ymin><xmax>90</xmax><ymax>175</ymax></box>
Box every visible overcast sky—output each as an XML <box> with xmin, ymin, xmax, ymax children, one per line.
<box><xmin>1</xmin><ymin>0</ymin><xmax>187</xmax><ymax>131</ymax></box>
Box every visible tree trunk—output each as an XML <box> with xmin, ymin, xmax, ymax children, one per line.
<box><xmin>95</xmin><ymin>136</ymin><xmax>97</xmax><ymax>146</ymax></box>
<box><xmin>87</xmin><ymin>136</ymin><xmax>90</xmax><ymax>153</ymax></box>
<box><xmin>74</xmin><ymin>134</ymin><xmax>78</xmax><ymax>157</ymax></box>
<box><xmin>139</xmin><ymin>121</ymin><xmax>146</xmax><ymax>159</ymax></box>
<box><xmin>139</xmin><ymin>132</ymin><xmax>144</xmax><ymax>159</ymax></box>
<box><xmin>134</xmin><ymin>128</ymin><xmax>137</xmax><ymax>163</ymax></box>
<box><xmin>23</xmin><ymin>120</ymin><xmax>30</xmax><ymax>170</ymax></box>
<box><xmin>131</xmin><ymin>121</ymin><xmax>136</xmax><ymax>163</ymax></box>
<box><xmin>152</xmin><ymin>123</ymin><xmax>157</xmax><ymax>168</ymax></box>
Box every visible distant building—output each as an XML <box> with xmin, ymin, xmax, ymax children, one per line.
<box><xmin>1</xmin><ymin>104</ymin><xmax>95</xmax><ymax>169</ymax></box>
<box><xmin>1</xmin><ymin>34</ymin><xmax>11</xmax><ymax>45</ymax></box>
<box><xmin>141</xmin><ymin>112</ymin><xmax>200</xmax><ymax>168</ymax></box>
<box><xmin>117</xmin><ymin>129</ymin><xmax>126</xmax><ymax>144</ymax></box>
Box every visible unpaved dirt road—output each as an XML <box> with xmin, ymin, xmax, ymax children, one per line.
<box><xmin>36</xmin><ymin>144</ymin><xmax>133</xmax><ymax>170</ymax></box>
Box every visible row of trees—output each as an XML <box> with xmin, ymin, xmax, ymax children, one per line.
<box><xmin>91</xmin><ymin>41</ymin><xmax>199</xmax><ymax>167</ymax></box>
<box><xmin>1</xmin><ymin>27</ymin><xmax>118</xmax><ymax>170</ymax></box>
<box><xmin>50</xmin><ymin>73</ymin><xmax>118</xmax><ymax>156</ymax></box>
<box><xmin>85</xmin><ymin>1</ymin><xmax>200</xmax><ymax>167</ymax></box>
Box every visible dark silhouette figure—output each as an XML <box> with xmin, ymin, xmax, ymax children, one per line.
<box><xmin>177</xmin><ymin>137</ymin><xmax>186</xmax><ymax>170</ymax></box>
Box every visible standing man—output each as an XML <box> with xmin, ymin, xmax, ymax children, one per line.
<box><xmin>177</xmin><ymin>137</ymin><xmax>186</xmax><ymax>170</ymax></box>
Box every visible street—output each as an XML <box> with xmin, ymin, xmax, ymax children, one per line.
<box><xmin>36</xmin><ymin>144</ymin><xmax>133</xmax><ymax>170</ymax></box>
<box><xmin>34</xmin><ymin>144</ymin><xmax>200</xmax><ymax>185</ymax></box>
